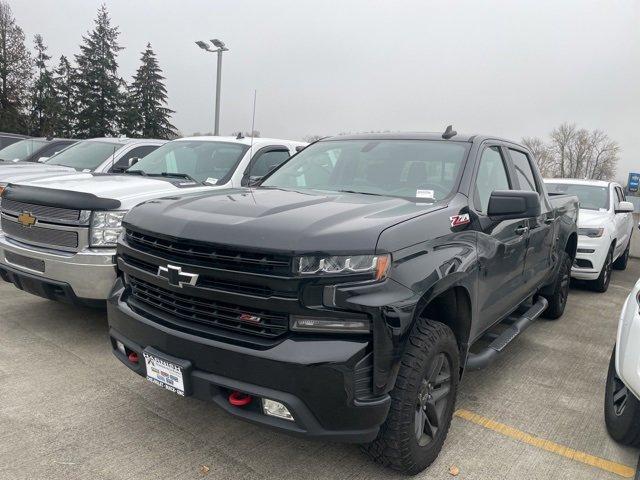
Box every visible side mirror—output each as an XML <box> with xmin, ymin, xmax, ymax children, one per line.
<box><xmin>37</xmin><ymin>156</ymin><xmax>49</xmax><ymax>163</ymax></box>
<box><xmin>295</xmin><ymin>145</ymin><xmax>306</xmax><ymax>153</ymax></box>
<box><xmin>616</xmin><ymin>201</ymin><xmax>635</xmax><ymax>214</ymax></box>
<box><xmin>487</xmin><ymin>190</ymin><xmax>541</xmax><ymax>220</ymax></box>
<box><xmin>128</xmin><ymin>157</ymin><xmax>140</xmax><ymax>168</ymax></box>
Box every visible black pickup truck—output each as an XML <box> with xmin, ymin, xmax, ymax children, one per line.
<box><xmin>107</xmin><ymin>130</ymin><xmax>578</xmax><ymax>474</ymax></box>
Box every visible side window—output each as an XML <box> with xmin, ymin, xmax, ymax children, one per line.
<box><xmin>249</xmin><ymin>149</ymin><xmax>291</xmax><ymax>178</ymax></box>
<box><xmin>509</xmin><ymin>149</ymin><xmax>538</xmax><ymax>192</ymax></box>
<box><xmin>110</xmin><ymin>145</ymin><xmax>159</xmax><ymax>171</ymax></box>
<box><xmin>474</xmin><ymin>147</ymin><xmax>511</xmax><ymax>214</ymax></box>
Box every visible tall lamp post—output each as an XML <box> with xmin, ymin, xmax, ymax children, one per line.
<box><xmin>195</xmin><ymin>39</ymin><xmax>229</xmax><ymax>136</ymax></box>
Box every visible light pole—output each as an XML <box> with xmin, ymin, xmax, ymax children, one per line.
<box><xmin>195</xmin><ymin>39</ymin><xmax>229</xmax><ymax>136</ymax></box>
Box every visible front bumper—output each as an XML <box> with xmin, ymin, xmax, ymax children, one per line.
<box><xmin>107</xmin><ymin>282</ymin><xmax>391</xmax><ymax>443</ymax></box>
<box><xmin>0</xmin><ymin>233</ymin><xmax>116</xmax><ymax>302</ymax></box>
<box><xmin>571</xmin><ymin>235</ymin><xmax>610</xmax><ymax>280</ymax></box>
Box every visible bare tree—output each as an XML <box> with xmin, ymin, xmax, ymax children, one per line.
<box><xmin>530</xmin><ymin>123</ymin><xmax>620</xmax><ymax>180</ymax></box>
<box><xmin>303</xmin><ymin>134</ymin><xmax>325</xmax><ymax>143</ymax></box>
<box><xmin>522</xmin><ymin>136</ymin><xmax>555</xmax><ymax>177</ymax></box>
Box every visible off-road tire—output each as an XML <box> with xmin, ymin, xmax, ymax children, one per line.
<box><xmin>362</xmin><ymin>319</ymin><xmax>459</xmax><ymax>474</ymax></box>
<box><xmin>613</xmin><ymin>241</ymin><xmax>631</xmax><ymax>271</ymax></box>
<box><xmin>592</xmin><ymin>246</ymin><xmax>613</xmax><ymax>293</ymax></box>
<box><xmin>542</xmin><ymin>251</ymin><xmax>571</xmax><ymax>320</ymax></box>
<box><xmin>604</xmin><ymin>347</ymin><xmax>640</xmax><ymax>446</ymax></box>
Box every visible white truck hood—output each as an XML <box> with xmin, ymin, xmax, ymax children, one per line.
<box><xmin>22</xmin><ymin>174</ymin><xmax>219</xmax><ymax>210</ymax></box>
<box><xmin>0</xmin><ymin>163</ymin><xmax>77</xmax><ymax>183</ymax></box>
<box><xmin>578</xmin><ymin>208</ymin><xmax>609</xmax><ymax>228</ymax></box>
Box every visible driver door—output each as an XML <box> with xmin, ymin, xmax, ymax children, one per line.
<box><xmin>473</xmin><ymin>145</ymin><xmax>529</xmax><ymax>331</ymax></box>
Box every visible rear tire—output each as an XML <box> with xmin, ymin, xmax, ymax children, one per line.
<box><xmin>362</xmin><ymin>319</ymin><xmax>459</xmax><ymax>474</ymax></box>
<box><xmin>613</xmin><ymin>241</ymin><xmax>630</xmax><ymax>271</ymax></box>
<box><xmin>542</xmin><ymin>251</ymin><xmax>571</xmax><ymax>320</ymax></box>
<box><xmin>591</xmin><ymin>247</ymin><xmax>613</xmax><ymax>293</ymax></box>
<box><xmin>604</xmin><ymin>347</ymin><xmax>640</xmax><ymax>446</ymax></box>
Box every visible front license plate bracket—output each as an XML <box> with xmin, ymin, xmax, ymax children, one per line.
<box><xmin>142</xmin><ymin>346</ymin><xmax>193</xmax><ymax>397</ymax></box>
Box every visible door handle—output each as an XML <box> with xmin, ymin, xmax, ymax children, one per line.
<box><xmin>515</xmin><ymin>226</ymin><xmax>529</xmax><ymax>235</ymax></box>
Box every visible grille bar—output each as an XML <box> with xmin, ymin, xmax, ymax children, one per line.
<box><xmin>126</xmin><ymin>229</ymin><xmax>291</xmax><ymax>275</ymax></box>
<box><xmin>2</xmin><ymin>216</ymin><xmax>78</xmax><ymax>249</ymax></box>
<box><xmin>128</xmin><ymin>276</ymin><xmax>289</xmax><ymax>339</ymax></box>
<box><xmin>2</xmin><ymin>199</ymin><xmax>82</xmax><ymax>223</ymax></box>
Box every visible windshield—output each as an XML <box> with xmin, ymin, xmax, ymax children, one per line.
<box><xmin>46</xmin><ymin>141</ymin><xmax>122</xmax><ymax>170</ymax></box>
<box><xmin>128</xmin><ymin>140</ymin><xmax>249</xmax><ymax>184</ymax></box>
<box><xmin>546</xmin><ymin>182</ymin><xmax>610</xmax><ymax>210</ymax></box>
<box><xmin>0</xmin><ymin>139</ymin><xmax>48</xmax><ymax>161</ymax></box>
<box><xmin>261</xmin><ymin>139</ymin><xmax>469</xmax><ymax>201</ymax></box>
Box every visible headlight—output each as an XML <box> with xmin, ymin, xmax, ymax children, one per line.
<box><xmin>294</xmin><ymin>253</ymin><xmax>390</xmax><ymax>280</ymax></box>
<box><xmin>578</xmin><ymin>227</ymin><xmax>604</xmax><ymax>238</ymax></box>
<box><xmin>0</xmin><ymin>183</ymin><xmax>7</xmax><ymax>206</ymax></box>
<box><xmin>90</xmin><ymin>211</ymin><xmax>128</xmax><ymax>247</ymax></box>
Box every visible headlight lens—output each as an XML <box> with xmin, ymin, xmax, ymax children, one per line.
<box><xmin>294</xmin><ymin>253</ymin><xmax>390</xmax><ymax>280</ymax></box>
<box><xmin>90</xmin><ymin>211</ymin><xmax>128</xmax><ymax>247</ymax></box>
<box><xmin>578</xmin><ymin>227</ymin><xmax>604</xmax><ymax>238</ymax></box>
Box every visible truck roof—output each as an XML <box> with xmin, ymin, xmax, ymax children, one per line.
<box><xmin>322</xmin><ymin>132</ymin><xmax>524</xmax><ymax>146</ymax></box>
<box><xmin>84</xmin><ymin>137</ymin><xmax>166</xmax><ymax>145</ymax></box>
<box><xmin>176</xmin><ymin>135</ymin><xmax>307</xmax><ymax>147</ymax></box>
<box><xmin>544</xmin><ymin>178</ymin><xmax>613</xmax><ymax>188</ymax></box>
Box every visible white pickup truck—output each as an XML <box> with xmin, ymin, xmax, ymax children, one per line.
<box><xmin>0</xmin><ymin>137</ymin><xmax>166</xmax><ymax>197</ymax></box>
<box><xmin>545</xmin><ymin>179</ymin><xmax>634</xmax><ymax>292</ymax></box>
<box><xmin>0</xmin><ymin>136</ymin><xmax>306</xmax><ymax>306</ymax></box>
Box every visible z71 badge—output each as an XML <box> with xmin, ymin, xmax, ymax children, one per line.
<box><xmin>449</xmin><ymin>213</ymin><xmax>471</xmax><ymax>228</ymax></box>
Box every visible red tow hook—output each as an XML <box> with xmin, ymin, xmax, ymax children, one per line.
<box><xmin>228</xmin><ymin>390</ymin><xmax>252</xmax><ymax>407</ymax></box>
<box><xmin>128</xmin><ymin>352</ymin><xmax>139</xmax><ymax>364</ymax></box>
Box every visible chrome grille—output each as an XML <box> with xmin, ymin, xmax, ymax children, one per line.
<box><xmin>1</xmin><ymin>199</ymin><xmax>81</xmax><ymax>223</ymax></box>
<box><xmin>1</xmin><ymin>217</ymin><xmax>78</xmax><ymax>249</ymax></box>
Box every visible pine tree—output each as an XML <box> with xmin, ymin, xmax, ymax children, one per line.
<box><xmin>53</xmin><ymin>55</ymin><xmax>77</xmax><ymax>138</ymax></box>
<box><xmin>74</xmin><ymin>4</ymin><xmax>123</xmax><ymax>138</ymax></box>
<box><xmin>29</xmin><ymin>34</ymin><xmax>59</xmax><ymax>137</ymax></box>
<box><xmin>0</xmin><ymin>1</ymin><xmax>32</xmax><ymax>133</ymax></box>
<box><xmin>126</xmin><ymin>43</ymin><xmax>177</xmax><ymax>139</ymax></box>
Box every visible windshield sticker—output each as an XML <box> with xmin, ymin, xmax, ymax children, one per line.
<box><xmin>205</xmin><ymin>177</ymin><xmax>218</xmax><ymax>185</ymax></box>
<box><xmin>416</xmin><ymin>189</ymin><xmax>434</xmax><ymax>199</ymax></box>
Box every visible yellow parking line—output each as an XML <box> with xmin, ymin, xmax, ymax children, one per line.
<box><xmin>454</xmin><ymin>409</ymin><xmax>636</xmax><ymax>478</ymax></box>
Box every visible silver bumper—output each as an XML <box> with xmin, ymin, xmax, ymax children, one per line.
<box><xmin>0</xmin><ymin>234</ymin><xmax>117</xmax><ymax>300</ymax></box>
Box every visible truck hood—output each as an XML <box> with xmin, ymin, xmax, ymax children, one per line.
<box><xmin>124</xmin><ymin>187</ymin><xmax>442</xmax><ymax>253</ymax></box>
<box><xmin>578</xmin><ymin>208</ymin><xmax>610</xmax><ymax>228</ymax></box>
<box><xmin>22</xmin><ymin>174</ymin><xmax>214</xmax><ymax>210</ymax></box>
<box><xmin>0</xmin><ymin>166</ymin><xmax>80</xmax><ymax>185</ymax></box>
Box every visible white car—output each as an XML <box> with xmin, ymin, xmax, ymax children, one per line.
<box><xmin>0</xmin><ymin>137</ymin><xmax>166</xmax><ymax>197</ymax></box>
<box><xmin>545</xmin><ymin>179</ymin><xmax>634</xmax><ymax>292</ymax></box>
<box><xmin>605</xmin><ymin>277</ymin><xmax>640</xmax><ymax>445</ymax></box>
<box><xmin>0</xmin><ymin>136</ymin><xmax>306</xmax><ymax>306</ymax></box>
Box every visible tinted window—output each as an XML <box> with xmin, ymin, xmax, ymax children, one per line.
<box><xmin>46</xmin><ymin>141</ymin><xmax>124</xmax><ymax>170</ymax></box>
<box><xmin>0</xmin><ymin>139</ymin><xmax>48</xmax><ymax>162</ymax></box>
<box><xmin>110</xmin><ymin>145</ymin><xmax>159</xmax><ymax>171</ymax></box>
<box><xmin>128</xmin><ymin>141</ymin><xmax>249</xmax><ymax>184</ymax></box>
<box><xmin>262</xmin><ymin>139</ymin><xmax>469</xmax><ymax>202</ymax></box>
<box><xmin>34</xmin><ymin>142</ymin><xmax>75</xmax><ymax>162</ymax></box>
<box><xmin>474</xmin><ymin>147</ymin><xmax>510</xmax><ymax>214</ymax></box>
<box><xmin>509</xmin><ymin>149</ymin><xmax>537</xmax><ymax>192</ymax></box>
<box><xmin>546</xmin><ymin>183</ymin><xmax>609</xmax><ymax>210</ymax></box>
<box><xmin>249</xmin><ymin>149</ymin><xmax>290</xmax><ymax>178</ymax></box>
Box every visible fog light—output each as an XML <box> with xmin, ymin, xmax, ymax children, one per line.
<box><xmin>116</xmin><ymin>340</ymin><xmax>126</xmax><ymax>355</ymax></box>
<box><xmin>262</xmin><ymin>398</ymin><xmax>294</xmax><ymax>421</ymax></box>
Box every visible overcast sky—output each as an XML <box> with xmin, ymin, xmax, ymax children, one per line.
<box><xmin>12</xmin><ymin>0</ymin><xmax>640</xmax><ymax>182</ymax></box>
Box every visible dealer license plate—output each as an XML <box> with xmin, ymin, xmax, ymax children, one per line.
<box><xmin>143</xmin><ymin>350</ymin><xmax>187</xmax><ymax>396</ymax></box>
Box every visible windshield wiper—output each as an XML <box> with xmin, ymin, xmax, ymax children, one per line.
<box><xmin>146</xmin><ymin>172</ymin><xmax>201</xmax><ymax>183</ymax></box>
<box><xmin>122</xmin><ymin>170</ymin><xmax>147</xmax><ymax>176</ymax></box>
<box><xmin>335</xmin><ymin>189</ymin><xmax>387</xmax><ymax>197</ymax></box>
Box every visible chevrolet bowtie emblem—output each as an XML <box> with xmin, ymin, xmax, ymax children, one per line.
<box><xmin>157</xmin><ymin>264</ymin><xmax>199</xmax><ymax>288</ymax></box>
<box><xmin>17</xmin><ymin>212</ymin><xmax>36</xmax><ymax>228</ymax></box>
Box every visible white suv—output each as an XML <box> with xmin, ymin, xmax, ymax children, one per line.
<box><xmin>604</xmin><ymin>278</ymin><xmax>640</xmax><ymax>445</ymax></box>
<box><xmin>545</xmin><ymin>179</ymin><xmax>634</xmax><ymax>292</ymax></box>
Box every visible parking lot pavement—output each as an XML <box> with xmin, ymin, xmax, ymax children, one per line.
<box><xmin>0</xmin><ymin>261</ymin><xmax>639</xmax><ymax>480</ymax></box>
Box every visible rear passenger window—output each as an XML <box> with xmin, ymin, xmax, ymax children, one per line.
<box><xmin>474</xmin><ymin>147</ymin><xmax>510</xmax><ymax>214</ymax></box>
<box><xmin>509</xmin><ymin>149</ymin><xmax>537</xmax><ymax>192</ymax></box>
